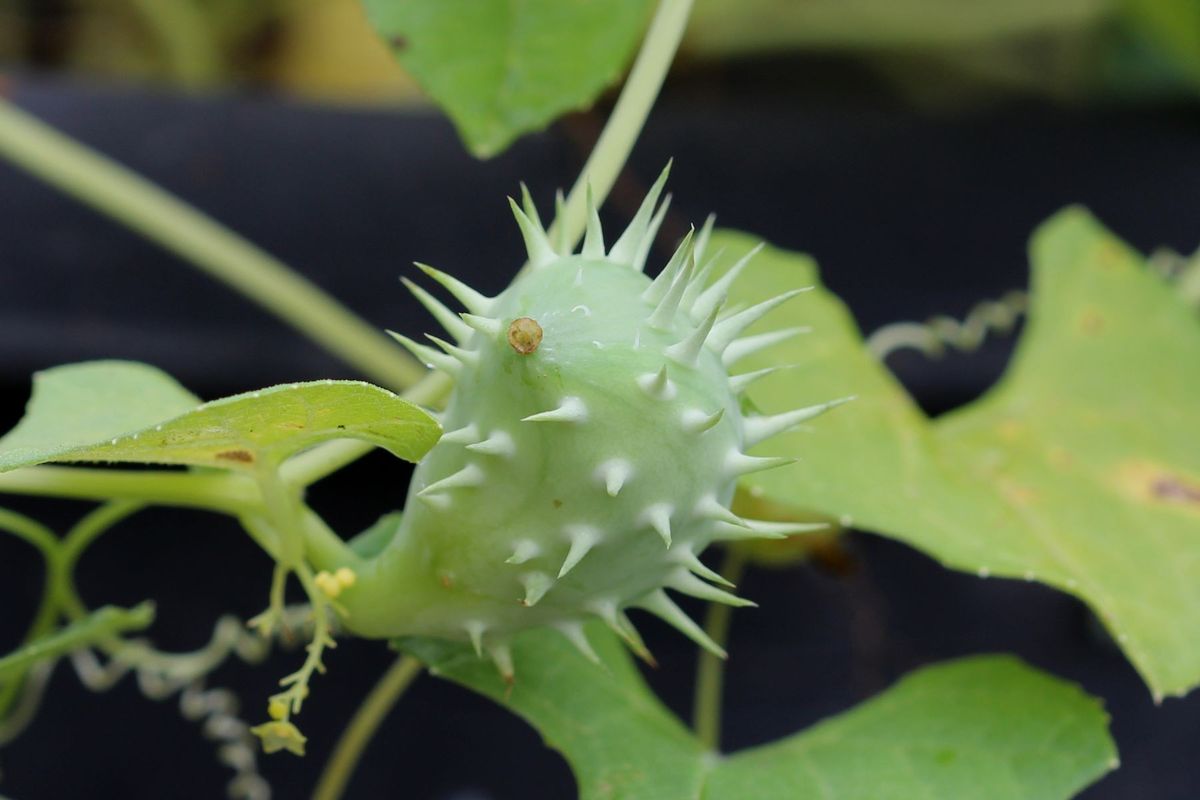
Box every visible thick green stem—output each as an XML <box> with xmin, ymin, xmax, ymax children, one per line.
<box><xmin>312</xmin><ymin>655</ymin><xmax>424</xmax><ymax>800</ymax></box>
<box><xmin>257</xmin><ymin>465</ymin><xmax>308</xmax><ymax>566</ymax></box>
<box><xmin>692</xmin><ymin>548</ymin><xmax>747</xmax><ymax>751</ymax></box>
<box><xmin>0</xmin><ymin>100</ymin><xmax>423</xmax><ymax>392</ymax></box>
<box><xmin>0</xmin><ymin>465</ymin><xmax>260</xmax><ymax>514</ymax></box>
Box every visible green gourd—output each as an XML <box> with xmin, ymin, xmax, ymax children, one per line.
<box><xmin>312</xmin><ymin>167</ymin><xmax>847</xmax><ymax>680</ymax></box>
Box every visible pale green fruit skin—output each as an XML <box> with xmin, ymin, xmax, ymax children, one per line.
<box><xmin>335</xmin><ymin>255</ymin><xmax>742</xmax><ymax>642</ymax></box>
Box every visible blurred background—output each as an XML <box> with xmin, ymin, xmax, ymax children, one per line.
<box><xmin>3</xmin><ymin>0</ymin><xmax>1200</xmax><ymax>104</ymax></box>
<box><xmin>0</xmin><ymin>0</ymin><xmax>1199</xmax><ymax>798</ymax></box>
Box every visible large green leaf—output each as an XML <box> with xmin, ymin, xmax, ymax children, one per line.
<box><xmin>400</xmin><ymin>627</ymin><xmax>1115</xmax><ymax>799</ymax></box>
<box><xmin>713</xmin><ymin>207</ymin><xmax>1200</xmax><ymax>699</ymax></box>
<box><xmin>362</xmin><ymin>0</ymin><xmax>652</xmax><ymax>157</ymax></box>
<box><xmin>0</xmin><ymin>360</ymin><xmax>441</xmax><ymax>471</ymax></box>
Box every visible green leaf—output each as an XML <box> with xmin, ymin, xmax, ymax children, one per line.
<box><xmin>0</xmin><ymin>603</ymin><xmax>155</xmax><ymax>680</ymax></box>
<box><xmin>0</xmin><ymin>361</ymin><xmax>201</xmax><ymax>468</ymax></box>
<box><xmin>687</xmin><ymin>0</ymin><xmax>1111</xmax><ymax>55</ymax></box>
<box><xmin>362</xmin><ymin>0</ymin><xmax>652</xmax><ymax>157</ymax></box>
<box><xmin>713</xmin><ymin>207</ymin><xmax>1200</xmax><ymax>699</ymax></box>
<box><xmin>1121</xmin><ymin>0</ymin><xmax>1200</xmax><ymax>89</ymax></box>
<box><xmin>400</xmin><ymin>627</ymin><xmax>1116</xmax><ymax>799</ymax></box>
<box><xmin>0</xmin><ymin>360</ymin><xmax>441</xmax><ymax>472</ymax></box>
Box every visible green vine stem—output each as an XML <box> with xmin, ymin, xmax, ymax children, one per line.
<box><xmin>0</xmin><ymin>99</ymin><xmax>423</xmax><ymax>393</ymax></box>
<box><xmin>0</xmin><ymin>464</ymin><xmax>261</xmax><ymax>514</ymax></box>
<box><xmin>0</xmin><ymin>508</ymin><xmax>63</xmax><ymax>718</ymax></box>
<box><xmin>692</xmin><ymin>547</ymin><xmax>748</xmax><ymax>750</ymax></box>
<box><xmin>549</xmin><ymin>0</ymin><xmax>695</xmax><ymax>253</ymax></box>
<box><xmin>312</xmin><ymin>655</ymin><xmax>425</xmax><ymax>800</ymax></box>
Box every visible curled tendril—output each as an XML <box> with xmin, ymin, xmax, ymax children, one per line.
<box><xmin>869</xmin><ymin>248</ymin><xmax>1199</xmax><ymax>367</ymax></box>
<box><xmin>0</xmin><ymin>605</ymin><xmax>317</xmax><ymax>799</ymax></box>
<box><xmin>866</xmin><ymin>289</ymin><xmax>1029</xmax><ymax>362</ymax></box>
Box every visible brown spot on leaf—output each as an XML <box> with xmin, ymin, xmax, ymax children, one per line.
<box><xmin>552</xmin><ymin>499</ymin><xmax>563</xmax><ymax>509</ymax></box>
<box><xmin>1115</xmin><ymin>460</ymin><xmax>1200</xmax><ymax>515</ymax></box>
<box><xmin>215</xmin><ymin>449</ymin><xmax>254</xmax><ymax>463</ymax></box>
<box><xmin>389</xmin><ymin>35</ymin><xmax>409</xmax><ymax>50</ymax></box>
<box><xmin>1152</xmin><ymin>477</ymin><xmax>1200</xmax><ymax>504</ymax></box>
<box><xmin>507</xmin><ymin>317</ymin><xmax>543</xmax><ymax>355</ymax></box>
<box><xmin>439</xmin><ymin>573</ymin><xmax>454</xmax><ymax>589</ymax></box>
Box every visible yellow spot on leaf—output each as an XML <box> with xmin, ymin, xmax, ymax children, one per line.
<box><xmin>998</xmin><ymin>420</ymin><xmax>1024</xmax><ymax>442</ymax></box>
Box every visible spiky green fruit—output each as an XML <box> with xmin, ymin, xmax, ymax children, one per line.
<box><xmin>317</xmin><ymin>168</ymin><xmax>846</xmax><ymax>678</ymax></box>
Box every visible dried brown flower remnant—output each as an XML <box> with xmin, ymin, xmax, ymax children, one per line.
<box><xmin>507</xmin><ymin>317</ymin><xmax>543</xmax><ymax>354</ymax></box>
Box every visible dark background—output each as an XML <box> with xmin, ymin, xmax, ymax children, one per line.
<box><xmin>0</xmin><ymin>65</ymin><xmax>1198</xmax><ymax>798</ymax></box>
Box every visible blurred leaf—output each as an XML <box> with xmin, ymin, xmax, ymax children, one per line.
<box><xmin>687</xmin><ymin>0</ymin><xmax>1110</xmax><ymax>55</ymax></box>
<box><xmin>1120</xmin><ymin>0</ymin><xmax>1200</xmax><ymax>88</ymax></box>
<box><xmin>714</xmin><ymin>207</ymin><xmax>1200</xmax><ymax>699</ymax></box>
<box><xmin>0</xmin><ymin>360</ymin><xmax>440</xmax><ymax>471</ymax></box>
<box><xmin>0</xmin><ymin>603</ymin><xmax>155</xmax><ymax>680</ymax></box>
<box><xmin>401</xmin><ymin>626</ymin><xmax>1115</xmax><ymax>798</ymax></box>
<box><xmin>361</xmin><ymin>0</ymin><xmax>652</xmax><ymax>157</ymax></box>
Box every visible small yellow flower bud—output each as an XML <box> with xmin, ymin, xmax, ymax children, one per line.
<box><xmin>268</xmin><ymin>699</ymin><xmax>288</xmax><ymax>720</ymax></box>
<box><xmin>334</xmin><ymin>567</ymin><xmax>357</xmax><ymax>588</ymax></box>
<box><xmin>314</xmin><ymin>570</ymin><xmax>342</xmax><ymax>599</ymax></box>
